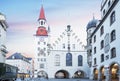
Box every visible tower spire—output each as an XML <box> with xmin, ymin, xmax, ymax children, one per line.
<box><xmin>38</xmin><ymin>5</ymin><xmax>46</xmax><ymax>20</ymax></box>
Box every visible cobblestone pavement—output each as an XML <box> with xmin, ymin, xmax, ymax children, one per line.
<box><xmin>16</xmin><ymin>78</ymin><xmax>98</xmax><ymax>81</ymax></box>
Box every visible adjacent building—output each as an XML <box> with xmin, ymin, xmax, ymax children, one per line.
<box><xmin>34</xmin><ymin>6</ymin><xmax>89</xmax><ymax>78</ymax></box>
<box><xmin>86</xmin><ymin>0</ymin><xmax>120</xmax><ymax>81</ymax></box>
<box><xmin>0</xmin><ymin>13</ymin><xmax>8</xmax><ymax>63</ymax></box>
<box><xmin>6</xmin><ymin>53</ymin><xmax>33</xmax><ymax>78</ymax></box>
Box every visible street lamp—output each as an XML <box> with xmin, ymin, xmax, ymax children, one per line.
<box><xmin>78</xmin><ymin>71</ymin><xmax>81</xmax><ymax>75</ymax></box>
<box><xmin>78</xmin><ymin>71</ymin><xmax>81</xmax><ymax>78</ymax></box>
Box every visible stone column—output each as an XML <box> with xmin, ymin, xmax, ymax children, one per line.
<box><xmin>118</xmin><ymin>70</ymin><xmax>120</xmax><ymax>81</ymax></box>
<box><xmin>98</xmin><ymin>72</ymin><xmax>101</xmax><ymax>81</ymax></box>
<box><xmin>104</xmin><ymin>67</ymin><xmax>110</xmax><ymax>81</ymax></box>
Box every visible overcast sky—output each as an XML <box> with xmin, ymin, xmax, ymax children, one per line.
<box><xmin>0</xmin><ymin>0</ymin><xmax>102</xmax><ymax>57</ymax></box>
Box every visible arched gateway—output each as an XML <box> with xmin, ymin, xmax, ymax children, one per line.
<box><xmin>73</xmin><ymin>70</ymin><xmax>85</xmax><ymax>78</ymax></box>
<box><xmin>93</xmin><ymin>68</ymin><xmax>98</xmax><ymax>80</ymax></box>
<box><xmin>37</xmin><ymin>70</ymin><xmax>48</xmax><ymax>78</ymax></box>
<box><xmin>55</xmin><ymin>70</ymin><xmax>69</xmax><ymax>78</ymax></box>
<box><xmin>110</xmin><ymin>63</ymin><xmax>119</xmax><ymax>81</ymax></box>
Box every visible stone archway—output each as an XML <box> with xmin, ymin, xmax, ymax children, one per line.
<box><xmin>55</xmin><ymin>70</ymin><xmax>69</xmax><ymax>78</ymax></box>
<box><xmin>37</xmin><ymin>70</ymin><xmax>48</xmax><ymax>78</ymax></box>
<box><xmin>73</xmin><ymin>70</ymin><xmax>84</xmax><ymax>78</ymax></box>
<box><xmin>100</xmin><ymin>66</ymin><xmax>105</xmax><ymax>80</ymax></box>
<box><xmin>110</xmin><ymin>63</ymin><xmax>119</xmax><ymax>81</ymax></box>
<box><xmin>93</xmin><ymin>68</ymin><xmax>98</xmax><ymax>80</ymax></box>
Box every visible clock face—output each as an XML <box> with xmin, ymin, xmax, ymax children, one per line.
<box><xmin>39</xmin><ymin>37</ymin><xmax>44</xmax><ymax>42</ymax></box>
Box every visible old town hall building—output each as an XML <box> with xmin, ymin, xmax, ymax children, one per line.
<box><xmin>34</xmin><ymin>6</ymin><xmax>89</xmax><ymax>78</ymax></box>
<box><xmin>34</xmin><ymin>0</ymin><xmax>120</xmax><ymax>80</ymax></box>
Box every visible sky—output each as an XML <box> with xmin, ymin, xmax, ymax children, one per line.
<box><xmin>0</xmin><ymin>0</ymin><xmax>102</xmax><ymax>58</ymax></box>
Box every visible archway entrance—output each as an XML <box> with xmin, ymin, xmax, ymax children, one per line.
<box><xmin>55</xmin><ymin>70</ymin><xmax>69</xmax><ymax>78</ymax></box>
<box><xmin>37</xmin><ymin>70</ymin><xmax>48</xmax><ymax>78</ymax></box>
<box><xmin>100</xmin><ymin>66</ymin><xmax>105</xmax><ymax>80</ymax></box>
<box><xmin>73</xmin><ymin>70</ymin><xmax>84</xmax><ymax>78</ymax></box>
<box><xmin>93</xmin><ymin>68</ymin><xmax>98</xmax><ymax>80</ymax></box>
<box><xmin>110</xmin><ymin>63</ymin><xmax>119</xmax><ymax>81</ymax></box>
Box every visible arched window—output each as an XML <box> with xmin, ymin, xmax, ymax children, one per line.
<box><xmin>94</xmin><ymin>35</ymin><xmax>96</xmax><ymax>43</ymax></box>
<box><xmin>111</xmin><ymin>30</ymin><xmax>116</xmax><ymax>42</ymax></box>
<box><xmin>101</xmin><ymin>54</ymin><xmax>104</xmax><ymax>62</ymax></box>
<box><xmin>101</xmin><ymin>40</ymin><xmax>104</xmax><ymax>49</ymax></box>
<box><xmin>111</xmin><ymin>47</ymin><xmax>116</xmax><ymax>58</ymax></box>
<box><xmin>94</xmin><ymin>58</ymin><xmax>97</xmax><ymax>65</ymax></box>
<box><xmin>110</xmin><ymin>11</ymin><xmax>115</xmax><ymax>25</ymax></box>
<box><xmin>41</xmin><ymin>21</ymin><xmax>43</xmax><ymax>25</ymax></box>
<box><xmin>66</xmin><ymin>53</ymin><xmax>72</xmax><ymax>66</ymax></box>
<box><xmin>78</xmin><ymin>55</ymin><xmax>83</xmax><ymax>66</ymax></box>
<box><xmin>100</xmin><ymin>26</ymin><xmax>104</xmax><ymax>36</ymax></box>
<box><xmin>94</xmin><ymin>47</ymin><xmax>96</xmax><ymax>54</ymax></box>
<box><xmin>55</xmin><ymin>54</ymin><xmax>60</xmax><ymax>66</ymax></box>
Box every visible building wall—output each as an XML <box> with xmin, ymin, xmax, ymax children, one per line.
<box><xmin>87</xmin><ymin>0</ymin><xmax>120</xmax><ymax>80</ymax></box>
<box><xmin>6</xmin><ymin>59</ymin><xmax>31</xmax><ymax>74</ymax></box>
<box><xmin>47</xmin><ymin>50</ymin><xmax>89</xmax><ymax>78</ymax></box>
<box><xmin>0</xmin><ymin>13</ymin><xmax>8</xmax><ymax>63</ymax></box>
<box><xmin>34</xmin><ymin>36</ymin><xmax>49</xmax><ymax>77</ymax></box>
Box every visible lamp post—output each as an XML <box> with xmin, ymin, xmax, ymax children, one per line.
<box><xmin>78</xmin><ymin>71</ymin><xmax>81</xmax><ymax>78</ymax></box>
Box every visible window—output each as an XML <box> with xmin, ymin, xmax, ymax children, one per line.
<box><xmin>90</xmin><ymin>39</ymin><xmax>92</xmax><ymax>44</ymax></box>
<box><xmin>38</xmin><ymin>47</ymin><xmax>40</xmax><ymax>51</ymax></box>
<box><xmin>94</xmin><ymin>35</ymin><xmax>96</xmax><ymax>43</ymax></box>
<box><xmin>66</xmin><ymin>53</ymin><xmax>72</xmax><ymax>66</ymax></box>
<box><xmin>44</xmin><ymin>42</ymin><xmax>46</xmax><ymax>45</ymax></box>
<box><xmin>63</xmin><ymin>43</ymin><xmax>65</xmax><ymax>49</ymax></box>
<box><xmin>41</xmin><ymin>21</ymin><xmax>43</xmax><ymax>25</ymax></box>
<box><xmin>110</xmin><ymin>11</ymin><xmax>115</xmax><ymax>25</ymax></box>
<box><xmin>101</xmin><ymin>40</ymin><xmax>104</xmax><ymax>49</ymax></box>
<box><xmin>111</xmin><ymin>48</ymin><xmax>116</xmax><ymax>58</ymax></box>
<box><xmin>104</xmin><ymin>33</ymin><xmax>110</xmax><ymax>53</ymax></box>
<box><xmin>0</xmin><ymin>30</ymin><xmax>1</xmax><ymax>37</ymax></box>
<box><xmin>94</xmin><ymin>58</ymin><xmax>96</xmax><ymax>65</ymax></box>
<box><xmin>101</xmin><ymin>54</ymin><xmax>104</xmax><ymax>62</ymax></box>
<box><xmin>55</xmin><ymin>54</ymin><xmax>60</xmax><ymax>66</ymax></box>
<box><xmin>78</xmin><ymin>55</ymin><xmax>83</xmax><ymax>66</ymax></box>
<box><xmin>73</xmin><ymin>44</ymin><xmax>75</xmax><ymax>49</ymax></box>
<box><xmin>0</xmin><ymin>22</ymin><xmax>4</xmax><ymax>28</ymax></box>
<box><xmin>103</xmin><ymin>9</ymin><xmax>105</xmax><ymax>15</ymax></box>
<box><xmin>38</xmin><ymin>58</ymin><xmax>39</xmax><ymax>61</ymax></box>
<box><xmin>44</xmin><ymin>48</ymin><xmax>46</xmax><ymax>51</ymax></box>
<box><xmin>38</xmin><ymin>53</ymin><xmax>40</xmax><ymax>56</ymax></box>
<box><xmin>38</xmin><ymin>41</ymin><xmax>40</xmax><ymax>45</ymax></box>
<box><xmin>111</xmin><ymin>30</ymin><xmax>116</xmax><ymax>42</ymax></box>
<box><xmin>108</xmin><ymin>0</ymin><xmax>111</xmax><ymax>7</ymax></box>
<box><xmin>40</xmin><ymin>64</ymin><xmax>44</xmax><ymax>68</ymax></box>
<box><xmin>44</xmin><ymin>58</ymin><xmax>46</xmax><ymax>62</ymax></box>
<box><xmin>94</xmin><ymin>47</ymin><xmax>96</xmax><ymax>54</ymax></box>
<box><xmin>100</xmin><ymin>26</ymin><xmax>104</xmax><ymax>36</ymax></box>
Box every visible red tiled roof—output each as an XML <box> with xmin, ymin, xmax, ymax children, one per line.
<box><xmin>36</xmin><ymin>27</ymin><xmax>48</xmax><ymax>36</ymax></box>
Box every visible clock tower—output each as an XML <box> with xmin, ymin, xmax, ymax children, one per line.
<box><xmin>34</xmin><ymin>5</ymin><xmax>50</xmax><ymax>78</ymax></box>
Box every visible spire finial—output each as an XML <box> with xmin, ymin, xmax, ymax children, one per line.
<box><xmin>38</xmin><ymin>4</ymin><xmax>46</xmax><ymax>20</ymax></box>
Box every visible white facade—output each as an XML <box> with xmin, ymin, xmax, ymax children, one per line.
<box><xmin>86</xmin><ymin>0</ymin><xmax>120</xmax><ymax>81</ymax></box>
<box><xmin>47</xmin><ymin>25</ymin><xmax>89</xmax><ymax>78</ymax></box>
<box><xmin>34</xmin><ymin>6</ymin><xmax>89</xmax><ymax>79</ymax></box>
<box><xmin>6</xmin><ymin>53</ymin><xmax>32</xmax><ymax>77</ymax></box>
<box><xmin>0</xmin><ymin>13</ymin><xmax>8</xmax><ymax>63</ymax></box>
